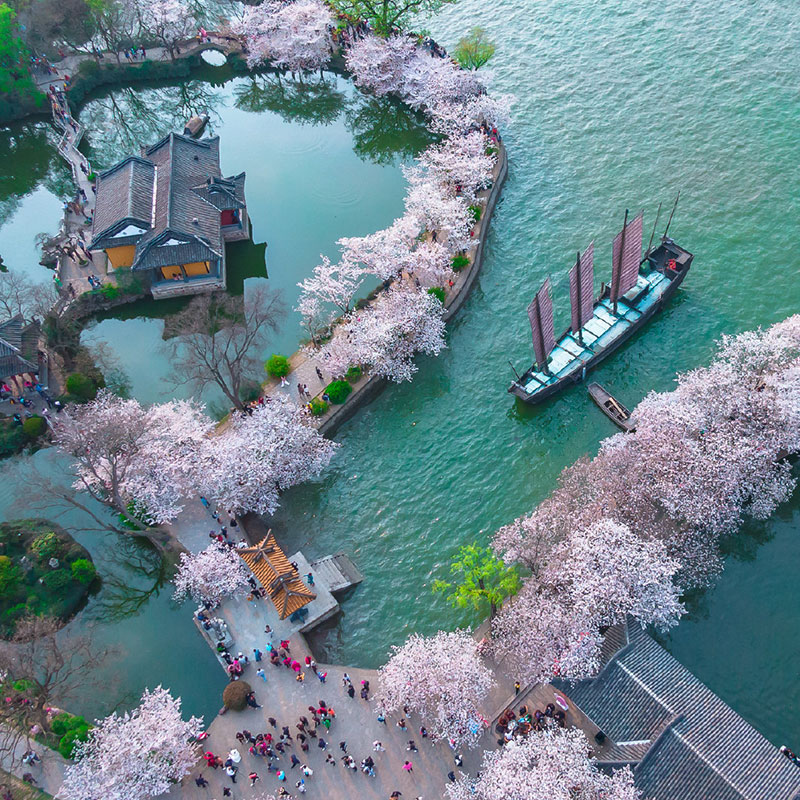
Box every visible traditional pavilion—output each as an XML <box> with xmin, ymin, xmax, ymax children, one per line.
<box><xmin>88</xmin><ymin>132</ymin><xmax>249</xmax><ymax>299</ymax></box>
<box><xmin>238</xmin><ymin>532</ymin><xmax>316</xmax><ymax>620</ymax></box>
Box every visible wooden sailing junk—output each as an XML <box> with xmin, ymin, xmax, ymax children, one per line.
<box><xmin>509</xmin><ymin>199</ymin><xmax>693</xmax><ymax>404</ymax></box>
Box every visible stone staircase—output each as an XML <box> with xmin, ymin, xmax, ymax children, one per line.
<box><xmin>308</xmin><ymin>553</ymin><xmax>363</xmax><ymax>594</ymax></box>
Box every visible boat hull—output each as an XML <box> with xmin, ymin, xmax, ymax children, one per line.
<box><xmin>509</xmin><ymin>241</ymin><xmax>692</xmax><ymax>405</ymax></box>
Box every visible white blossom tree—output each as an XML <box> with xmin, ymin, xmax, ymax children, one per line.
<box><xmin>136</xmin><ymin>0</ymin><xmax>196</xmax><ymax>59</ymax></box>
<box><xmin>173</xmin><ymin>542</ymin><xmax>252</xmax><ymax>607</ymax></box>
<box><xmin>296</xmin><ymin>255</ymin><xmax>365</xmax><ymax>316</ymax></box>
<box><xmin>319</xmin><ymin>284</ymin><xmax>446</xmax><ymax>382</ymax></box>
<box><xmin>550</xmin><ymin>519</ymin><xmax>684</xmax><ymax>632</ymax></box>
<box><xmin>492</xmin><ymin>520</ymin><xmax>683</xmax><ymax>683</ymax></box>
<box><xmin>375</xmin><ymin>630</ymin><xmax>495</xmax><ymax>748</ymax></box>
<box><xmin>236</xmin><ymin>0</ymin><xmax>334</xmax><ymax>72</ymax></box>
<box><xmin>414</xmin><ymin>131</ymin><xmax>496</xmax><ymax>202</ymax></box>
<box><xmin>199</xmin><ymin>397</ymin><xmax>339</xmax><ymax>516</ymax></box>
<box><xmin>59</xmin><ymin>686</ymin><xmax>203</xmax><ymax>800</ymax></box>
<box><xmin>345</xmin><ymin>34</ymin><xmax>416</xmax><ymax>98</ymax></box>
<box><xmin>52</xmin><ymin>391</ymin><xmax>212</xmax><ymax>546</ymax></box>
<box><xmin>446</xmin><ymin>726</ymin><xmax>641</xmax><ymax>800</ymax></box>
<box><xmin>404</xmin><ymin>171</ymin><xmax>474</xmax><ymax>253</ymax></box>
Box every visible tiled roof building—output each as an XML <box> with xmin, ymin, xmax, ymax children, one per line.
<box><xmin>0</xmin><ymin>315</ymin><xmax>38</xmax><ymax>382</ymax></box>
<box><xmin>89</xmin><ymin>132</ymin><xmax>249</xmax><ymax>299</ymax></box>
<box><xmin>554</xmin><ymin>619</ymin><xmax>800</xmax><ymax>800</ymax></box>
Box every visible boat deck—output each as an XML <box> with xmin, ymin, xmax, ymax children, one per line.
<box><xmin>521</xmin><ymin>270</ymin><xmax>669</xmax><ymax>394</ymax></box>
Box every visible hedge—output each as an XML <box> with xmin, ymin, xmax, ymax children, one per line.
<box><xmin>22</xmin><ymin>416</ymin><xmax>46</xmax><ymax>438</ymax></box>
<box><xmin>309</xmin><ymin>397</ymin><xmax>328</xmax><ymax>416</ymax></box>
<box><xmin>325</xmin><ymin>380</ymin><xmax>352</xmax><ymax>404</ymax></box>
<box><xmin>427</xmin><ymin>287</ymin><xmax>446</xmax><ymax>304</ymax></box>
<box><xmin>265</xmin><ymin>354</ymin><xmax>290</xmax><ymax>378</ymax></box>
<box><xmin>345</xmin><ymin>365</ymin><xmax>362</xmax><ymax>383</ymax></box>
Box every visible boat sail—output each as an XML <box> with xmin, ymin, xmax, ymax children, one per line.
<box><xmin>569</xmin><ymin>242</ymin><xmax>594</xmax><ymax>340</ymax></box>
<box><xmin>610</xmin><ymin>210</ymin><xmax>644</xmax><ymax>312</ymax></box>
<box><xmin>508</xmin><ymin>199</ymin><xmax>693</xmax><ymax>405</ymax></box>
<box><xmin>527</xmin><ymin>278</ymin><xmax>556</xmax><ymax>373</ymax></box>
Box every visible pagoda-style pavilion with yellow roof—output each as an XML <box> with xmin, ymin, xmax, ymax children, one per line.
<box><xmin>238</xmin><ymin>532</ymin><xmax>316</xmax><ymax>620</ymax></box>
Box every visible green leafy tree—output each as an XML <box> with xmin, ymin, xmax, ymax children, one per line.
<box><xmin>327</xmin><ymin>0</ymin><xmax>457</xmax><ymax>36</ymax></box>
<box><xmin>453</xmin><ymin>26</ymin><xmax>495</xmax><ymax>70</ymax></box>
<box><xmin>0</xmin><ymin>556</ymin><xmax>22</xmax><ymax>597</ymax></box>
<box><xmin>433</xmin><ymin>543</ymin><xmax>521</xmax><ymax>620</ymax></box>
<box><xmin>0</xmin><ymin>4</ymin><xmax>36</xmax><ymax>97</ymax></box>
<box><xmin>70</xmin><ymin>558</ymin><xmax>97</xmax><ymax>585</ymax></box>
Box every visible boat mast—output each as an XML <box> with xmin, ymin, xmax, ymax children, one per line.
<box><xmin>645</xmin><ymin>202</ymin><xmax>662</xmax><ymax>259</ymax></box>
<box><xmin>534</xmin><ymin>291</ymin><xmax>551</xmax><ymax>375</ymax></box>
<box><xmin>574</xmin><ymin>250</ymin><xmax>584</xmax><ymax>345</ymax></box>
<box><xmin>662</xmin><ymin>191</ymin><xmax>680</xmax><ymax>241</ymax></box>
<box><xmin>612</xmin><ymin>208</ymin><xmax>629</xmax><ymax>315</ymax></box>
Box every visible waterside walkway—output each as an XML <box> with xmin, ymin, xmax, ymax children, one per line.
<box><xmin>263</xmin><ymin>142</ymin><xmax>509</xmax><ymax>437</ymax></box>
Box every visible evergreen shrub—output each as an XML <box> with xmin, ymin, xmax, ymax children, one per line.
<box><xmin>265</xmin><ymin>354</ymin><xmax>290</xmax><ymax>378</ymax></box>
<box><xmin>325</xmin><ymin>380</ymin><xmax>352</xmax><ymax>404</ymax></box>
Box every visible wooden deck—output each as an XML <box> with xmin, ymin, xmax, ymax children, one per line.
<box><xmin>309</xmin><ymin>552</ymin><xmax>364</xmax><ymax>594</ymax></box>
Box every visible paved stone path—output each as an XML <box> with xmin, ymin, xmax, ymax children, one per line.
<box><xmin>0</xmin><ymin>724</ymin><xmax>67</xmax><ymax>797</ymax></box>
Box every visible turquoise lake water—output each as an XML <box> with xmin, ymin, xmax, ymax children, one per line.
<box><xmin>1</xmin><ymin>0</ymin><xmax>799</xmax><ymax>750</ymax></box>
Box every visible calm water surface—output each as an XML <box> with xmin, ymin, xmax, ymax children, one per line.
<box><xmin>1</xmin><ymin>0</ymin><xmax>798</xmax><ymax>748</ymax></box>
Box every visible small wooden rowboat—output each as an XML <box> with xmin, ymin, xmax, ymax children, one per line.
<box><xmin>588</xmin><ymin>382</ymin><xmax>635</xmax><ymax>432</ymax></box>
<box><xmin>184</xmin><ymin>113</ymin><xmax>210</xmax><ymax>137</ymax></box>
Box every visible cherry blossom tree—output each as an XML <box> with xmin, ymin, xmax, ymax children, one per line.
<box><xmin>135</xmin><ymin>0</ymin><xmax>195</xmax><ymax>59</ymax></box>
<box><xmin>296</xmin><ymin>255</ymin><xmax>365</xmax><ymax>316</ymax></box>
<box><xmin>492</xmin><ymin>520</ymin><xmax>683</xmax><ymax>683</ymax></box>
<box><xmin>404</xmin><ymin>173</ymin><xmax>474</xmax><ymax>253</ymax></box>
<box><xmin>376</xmin><ymin>629</ymin><xmax>495</xmax><ymax>748</ymax></box>
<box><xmin>446</xmin><ymin>725</ymin><xmax>641</xmax><ymax>800</ymax></box>
<box><xmin>429</xmin><ymin>92</ymin><xmax>512</xmax><ymax>136</ymax></box>
<box><xmin>336</xmin><ymin>216</ymin><xmax>453</xmax><ymax>287</ymax></box>
<box><xmin>318</xmin><ymin>284</ymin><xmax>446</xmax><ymax>382</ymax></box>
<box><xmin>236</xmin><ymin>0</ymin><xmax>334</xmax><ymax>72</ymax></box>
<box><xmin>199</xmin><ymin>397</ymin><xmax>339</xmax><ymax>516</ymax></box>
<box><xmin>345</xmin><ymin>34</ymin><xmax>416</xmax><ymax>97</ymax></box>
<box><xmin>52</xmin><ymin>391</ymin><xmax>212</xmax><ymax>547</ymax></box>
<box><xmin>59</xmin><ymin>686</ymin><xmax>203</xmax><ymax>800</ymax></box>
<box><xmin>172</xmin><ymin>542</ymin><xmax>252</xmax><ymax>607</ymax></box>
<box><xmin>413</xmin><ymin>131</ymin><xmax>496</xmax><ymax>202</ymax></box>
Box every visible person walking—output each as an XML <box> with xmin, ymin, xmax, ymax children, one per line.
<box><xmin>256</xmin><ymin>668</ymin><xmax>267</xmax><ymax>681</ymax></box>
<box><xmin>373</xmin><ymin>741</ymin><xmax>385</xmax><ymax>751</ymax></box>
<box><xmin>195</xmin><ymin>775</ymin><xmax>209</xmax><ymax>787</ymax></box>
<box><xmin>316</xmin><ymin>366</ymin><xmax>324</xmax><ymax>382</ymax></box>
<box><xmin>226</xmin><ymin>764</ymin><xmax>237</xmax><ymax>783</ymax></box>
<box><xmin>407</xmin><ymin>740</ymin><xmax>418</xmax><ymax>752</ymax></box>
<box><xmin>339</xmin><ymin>741</ymin><xmax>347</xmax><ymax>752</ymax></box>
<box><xmin>514</xmin><ymin>681</ymin><xmax>521</xmax><ymax>695</ymax></box>
<box><xmin>403</xmin><ymin>761</ymin><xmax>413</xmax><ymax>773</ymax></box>
<box><xmin>296</xmin><ymin>778</ymin><xmax>307</xmax><ymax>793</ymax></box>
<box><xmin>290</xmin><ymin>754</ymin><xmax>301</xmax><ymax>769</ymax></box>
<box><xmin>249</xmin><ymin>771</ymin><xmax>260</xmax><ymax>786</ymax></box>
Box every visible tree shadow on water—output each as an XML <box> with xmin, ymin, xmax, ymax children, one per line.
<box><xmin>234</xmin><ymin>71</ymin><xmax>345</xmax><ymax>127</ymax></box>
<box><xmin>344</xmin><ymin>92</ymin><xmax>437</xmax><ymax>166</ymax></box>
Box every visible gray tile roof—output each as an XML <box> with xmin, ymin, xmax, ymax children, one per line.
<box><xmin>0</xmin><ymin>319</ymin><xmax>37</xmax><ymax>380</ymax></box>
<box><xmin>191</xmin><ymin>173</ymin><xmax>246</xmax><ymax>211</ymax></box>
<box><xmin>0</xmin><ymin>315</ymin><xmax>24</xmax><ymax>350</ymax></box>
<box><xmin>554</xmin><ymin>620</ymin><xmax>800</xmax><ymax>800</ymax></box>
<box><xmin>88</xmin><ymin>133</ymin><xmax>247</xmax><ymax>272</ymax></box>
<box><xmin>90</xmin><ymin>157</ymin><xmax>155</xmax><ymax>248</ymax></box>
